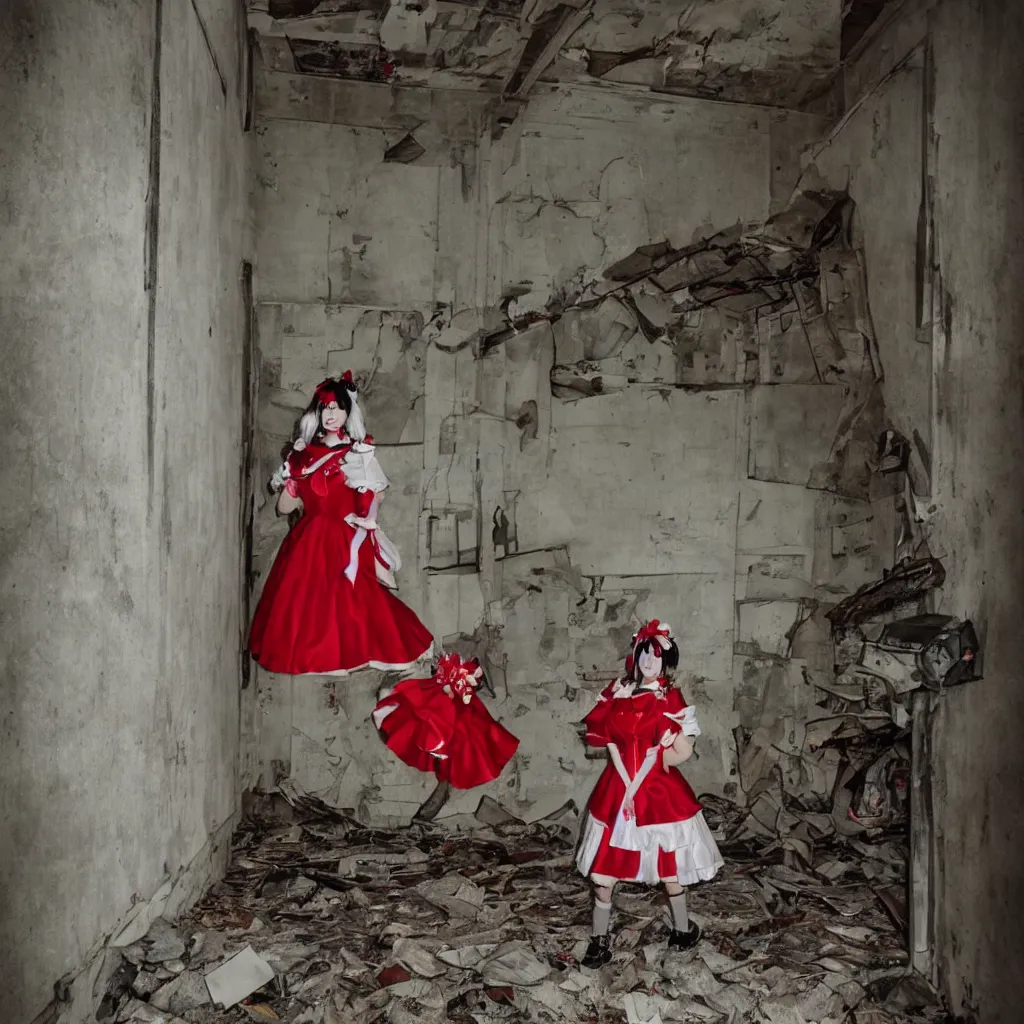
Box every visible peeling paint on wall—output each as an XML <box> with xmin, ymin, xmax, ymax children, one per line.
<box><xmin>246</xmin><ymin>75</ymin><xmax>900</xmax><ymax>832</ymax></box>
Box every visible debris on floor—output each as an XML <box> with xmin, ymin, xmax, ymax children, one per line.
<box><xmin>101</xmin><ymin>783</ymin><xmax>955</xmax><ymax>1024</ymax></box>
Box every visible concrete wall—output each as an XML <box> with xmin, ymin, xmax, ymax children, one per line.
<box><xmin>810</xmin><ymin>37</ymin><xmax>931</xmax><ymax>486</ymax></box>
<box><xmin>926</xmin><ymin>0</ymin><xmax>1024</xmax><ymax>1019</ymax></box>
<box><xmin>806</xmin><ymin>0</ymin><xmax>1024</xmax><ymax>1017</ymax></box>
<box><xmin>245</xmin><ymin>70</ymin><xmax>903</xmax><ymax>829</ymax></box>
<box><xmin>0</xmin><ymin>2</ymin><xmax>251</xmax><ymax>1020</ymax></box>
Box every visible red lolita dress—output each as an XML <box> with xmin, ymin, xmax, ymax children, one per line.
<box><xmin>249</xmin><ymin>437</ymin><xmax>434</xmax><ymax>676</ymax></box>
<box><xmin>576</xmin><ymin>678</ymin><xmax>724</xmax><ymax>885</ymax></box>
<box><xmin>372</xmin><ymin>654</ymin><xmax>520</xmax><ymax>788</ymax></box>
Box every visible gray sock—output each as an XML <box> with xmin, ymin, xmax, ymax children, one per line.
<box><xmin>668</xmin><ymin>892</ymin><xmax>688</xmax><ymax>932</ymax></box>
<box><xmin>592</xmin><ymin>898</ymin><xmax>612</xmax><ymax>936</ymax></box>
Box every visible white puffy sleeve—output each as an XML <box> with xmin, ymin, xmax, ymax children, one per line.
<box><xmin>341</xmin><ymin>442</ymin><xmax>390</xmax><ymax>493</ymax></box>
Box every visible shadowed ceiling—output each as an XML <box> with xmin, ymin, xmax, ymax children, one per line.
<box><xmin>249</xmin><ymin>0</ymin><xmax>894</xmax><ymax>111</ymax></box>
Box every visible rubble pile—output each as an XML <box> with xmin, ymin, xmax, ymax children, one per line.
<box><xmin>494</xmin><ymin>187</ymin><xmax>884</xmax><ymax>416</ymax></box>
<box><xmin>102</xmin><ymin>783</ymin><xmax>953</xmax><ymax>1024</ymax></box>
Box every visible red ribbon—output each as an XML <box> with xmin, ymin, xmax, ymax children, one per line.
<box><xmin>314</xmin><ymin>371</ymin><xmax>355</xmax><ymax>406</ymax></box>
<box><xmin>313</xmin><ymin>382</ymin><xmax>336</xmax><ymax>405</ymax></box>
<box><xmin>434</xmin><ymin>653</ymin><xmax>482</xmax><ymax>697</ymax></box>
<box><xmin>368</xmin><ymin>530</ymin><xmax>392</xmax><ymax>571</ymax></box>
<box><xmin>634</xmin><ymin>619</ymin><xmax>670</xmax><ymax>645</ymax></box>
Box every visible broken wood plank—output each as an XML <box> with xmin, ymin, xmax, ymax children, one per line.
<box><xmin>502</xmin><ymin>2</ymin><xmax>593</xmax><ymax>100</ymax></box>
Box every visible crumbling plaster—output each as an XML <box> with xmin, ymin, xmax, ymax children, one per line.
<box><xmin>250</xmin><ymin>0</ymin><xmax>842</xmax><ymax>111</ymax></box>
<box><xmin>245</xmin><ymin>68</ymin><xmax>904</xmax><ymax>839</ymax></box>
<box><xmin>0</xmin><ymin>1</ymin><xmax>252</xmax><ymax>1020</ymax></box>
<box><xmin>805</xmin><ymin>23</ymin><xmax>929</xmax><ymax>490</ymax></box>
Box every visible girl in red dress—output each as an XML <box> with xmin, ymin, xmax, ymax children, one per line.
<box><xmin>576</xmin><ymin>620</ymin><xmax>724</xmax><ymax>967</ymax></box>
<box><xmin>249</xmin><ymin>373</ymin><xmax>434</xmax><ymax>676</ymax></box>
<box><xmin>372</xmin><ymin>652</ymin><xmax>520</xmax><ymax>788</ymax></box>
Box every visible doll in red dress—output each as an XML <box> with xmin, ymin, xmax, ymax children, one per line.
<box><xmin>249</xmin><ymin>373</ymin><xmax>434</xmax><ymax>676</ymax></box>
<box><xmin>576</xmin><ymin>620</ymin><xmax>724</xmax><ymax>967</ymax></box>
<box><xmin>372</xmin><ymin>652</ymin><xmax>520</xmax><ymax>788</ymax></box>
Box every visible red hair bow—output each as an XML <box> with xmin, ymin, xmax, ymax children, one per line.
<box><xmin>313</xmin><ymin>380</ymin><xmax>336</xmax><ymax>405</ymax></box>
<box><xmin>314</xmin><ymin>371</ymin><xmax>355</xmax><ymax>405</ymax></box>
<box><xmin>434</xmin><ymin>653</ymin><xmax>483</xmax><ymax>699</ymax></box>
<box><xmin>634</xmin><ymin>619</ymin><xmax>671</xmax><ymax>647</ymax></box>
<box><xmin>625</xmin><ymin>620</ymin><xmax>673</xmax><ymax>679</ymax></box>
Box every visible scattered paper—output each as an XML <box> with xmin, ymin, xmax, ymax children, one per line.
<box><xmin>204</xmin><ymin>945</ymin><xmax>275</xmax><ymax>1009</ymax></box>
<box><xmin>96</xmin><ymin>779</ymin><xmax>950</xmax><ymax>1024</ymax></box>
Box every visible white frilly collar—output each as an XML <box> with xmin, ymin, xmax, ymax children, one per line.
<box><xmin>610</xmin><ymin>677</ymin><xmax>667</xmax><ymax>700</ymax></box>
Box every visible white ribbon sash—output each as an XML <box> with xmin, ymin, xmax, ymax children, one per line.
<box><xmin>607</xmin><ymin>742</ymin><xmax>661</xmax><ymax>850</ymax></box>
<box><xmin>344</xmin><ymin>494</ymin><xmax>375</xmax><ymax>584</ymax></box>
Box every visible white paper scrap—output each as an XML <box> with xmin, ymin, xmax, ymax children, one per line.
<box><xmin>204</xmin><ymin>945</ymin><xmax>275</xmax><ymax>1008</ymax></box>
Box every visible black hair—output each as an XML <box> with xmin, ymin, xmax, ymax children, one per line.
<box><xmin>297</xmin><ymin>377</ymin><xmax>365</xmax><ymax>444</ymax></box>
<box><xmin>630</xmin><ymin>636</ymin><xmax>679</xmax><ymax>682</ymax></box>
<box><xmin>310</xmin><ymin>381</ymin><xmax>355</xmax><ymax>432</ymax></box>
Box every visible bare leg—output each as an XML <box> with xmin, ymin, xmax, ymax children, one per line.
<box><xmin>412</xmin><ymin>779</ymin><xmax>451</xmax><ymax>823</ymax></box>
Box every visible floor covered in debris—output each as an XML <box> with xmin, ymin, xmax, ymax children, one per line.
<box><xmin>107</xmin><ymin>773</ymin><xmax>952</xmax><ymax>1024</ymax></box>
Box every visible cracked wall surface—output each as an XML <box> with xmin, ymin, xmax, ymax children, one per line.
<box><xmin>0</xmin><ymin>2</ymin><xmax>252</xmax><ymax>1020</ymax></box>
<box><xmin>244</xmin><ymin>65</ymin><xmax>910</xmax><ymax>832</ymax></box>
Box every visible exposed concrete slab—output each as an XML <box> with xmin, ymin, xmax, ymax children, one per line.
<box><xmin>923</xmin><ymin>0</ymin><xmax>1024</xmax><ymax>1018</ymax></box>
<box><xmin>0</xmin><ymin>1</ymin><xmax>251</xmax><ymax>1019</ymax></box>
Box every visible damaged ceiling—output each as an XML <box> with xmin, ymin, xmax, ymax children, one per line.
<box><xmin>249</xmin><ymin>0</ymin><xmax>894</xmax><ymax>111</ymax></box>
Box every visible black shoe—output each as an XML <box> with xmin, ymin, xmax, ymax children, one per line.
<box><xmin>667</xmin><ymin>921</ymin><xmax>701</xmax><ymax>951</ymax></box>
<box><xmin>581</xmin><ymin>934</ymin><xmax>612</xmax><ymax>968</ymax></box>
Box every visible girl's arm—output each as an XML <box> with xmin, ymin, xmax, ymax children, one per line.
<box><xmin>276</xmin><ymin>479</ymin><xmax>302</xmax><ymax>515</ymax></box>
<box><xmin>662</xmin><ymin>732</ymin><xmax>694</xmax><ymax>766</ymax></box>
<box><xmin>660</xmin><ymin>690</ymin><xmax>698</xmax><ymax>766</ymax></box>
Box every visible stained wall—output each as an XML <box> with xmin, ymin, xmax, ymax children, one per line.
<box><xmin>0</xmin><ymin>2</ymin><xmax>252</xmax><ymax>1019</ymax></box>
<box><xmin>245</xmin><ymin>68</ymin><xmax>903</xmax><ymax>830</ymax></box>
<box><xmin>804</xmin><ymin>0</ymin><xmax>1024</xmax><ymax>1017</ymax></box>
<box><xmin>926</xmin><ymin>1</ymin><xmax>1024</xmax><ymax>1019</ymax></box>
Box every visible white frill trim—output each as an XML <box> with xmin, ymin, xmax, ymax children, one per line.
<box><xmin>665</xmin><ymin>704</ymin><xmax>700</xmax><ymax>738</ymax></box>
<box><xmin>290</xmin><ymin>645</ymin><xmax>434</xmax><ymax>678</ymax></box>
<box><xmin>271</xmin><ymin>437</ymin><xmax>390</xmax><ymax>494</ymax></box>
<box><xmin>575</xmin><ymin>810</ymin><xmax>724</xmax><ymax>886</ymax></box>
<box><xmin>606</xmin><ymin>682</ymin><xmax>701</xmax><ymax>739</ymax></box>
<box><xmin>609</xmin><ymin>678</ymin><xmax>661</xmax><ymax>699</ymax></box>
<box><xmin>372</xmin><ymin>703</ymin><xmax>396</xmax><ymax>729</ymax></box>
<box><xmin>340</xmin><ymin>456</ymin><xmax>401</xmax><ymax>585</ymax></box>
